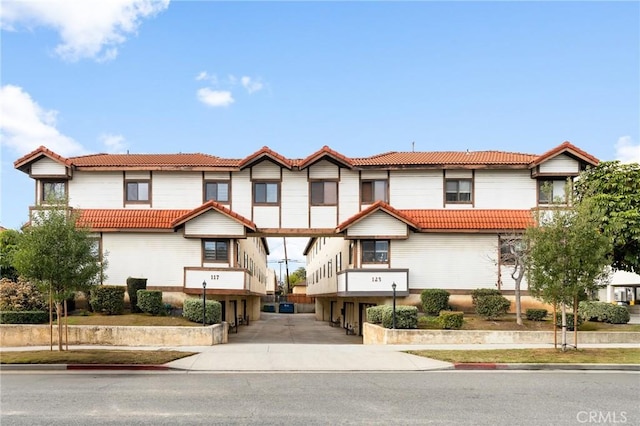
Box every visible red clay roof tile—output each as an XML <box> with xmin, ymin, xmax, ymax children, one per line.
<box><xmin>336</xmin><ymin>201</ymin><xmax>420</xmax><ymax>232</ymax></box>
<box><xmin>171</xmin><ymin>201</ymin><xmax>256</xmax><ymax>230</ymax></box>
<box><xmin>401</xmin><ymin>209</ymin><xmax>534</xmax><ymax>230</ymax></box>
<box><xmin>70</xmin><ymin>152</ymin><xmax>234</xmax><ymax>168</ymax></box>
<box><xmin>298</xmin><ymin>145</ymin><xmax>354</xmax><ymax>169</ymax></box>
<box><xmin>14</xmin><ymin>145</ymin><xmax>73</xmax><ymax>169</ymax></box>
<box><xmin>352</xmin><ymin>151</ymin><xmax>537</xmax><ymax>167</ymax></box>
<box><xmin>238</xmin><ymin>146</ymin><xmax>293</xmax><ymax>169</ymax></box>
<box><xmin>77</xmin><ymin>209</ymin><xmax>190</xmax><ymax>230</ymax></box>
<box><xmin>530</xmin><ymin>141</ymin><xmax>599</xmax><ymax>167</ymax></box>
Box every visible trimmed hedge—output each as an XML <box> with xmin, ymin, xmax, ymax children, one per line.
<box><xmin>420</xmin><ymin>289</ymin><xmax>450</xmax><ymax>316</ymax></box>
<box><xmin>366</xmin><ymin>305</ymin><xmax>389</xmax><ymax>324</ymax></box>
<box><xmin>381</xmin><ymin>305</ymin><xmax>418</xmax><ymax>329</ymax></box>
<box><xmin>526</xmin><ymin>309</ymin><xmax>548</xmax><ymax>321</ymax></box>
<box><xmin>0</xmin><ymin>278</ymin><xmax>47</xmax><ymax>311</ymax></box>
<box><xmin>438</xmin><ymin>311</ymin><xmax>464</xmax><ymax>329</ymax></box>
<box><xmin>579</xmin><ymin>301</ymin><xmax>630</xmax><ymax>324</ymax></box>
<box><xmin>137</xmin><ymin>290</ymin><xmax>164</xmax><ymax>316</ymax></box>
<box><xmin>126</xmin><ymin>277</ymin><xmax>147</xmax><ymax>313</ymax></box>
<box><xmin>475</xmin><ymin>294</ymin><xmax>510</xmax><ymax>320</ymax></box>
<box><xmin>183</xmin><ymin>298</ymin><xmax>222</xmax><ymax>325</ymax></box>
<box><xmin>90</xmin><ymin>286</ymin><xmax>125</xmax><ymax>315</ymax></box>
<box><xmin>0</xmin><ymin>310</ymin><xmax>49</xmax><ymax>324</ymax></box>
<box><xmin>471</xmin><ymin>288</ymin><xmax>502</xmax><ymax>307</ymax></box>
<box><xmin>555</xmin><ymin>312</ymin><xmax>583</xmax><ymax>331</ymax></box>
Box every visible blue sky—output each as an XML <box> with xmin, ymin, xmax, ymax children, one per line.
<box><xmin>1</xmin><ymin>1</ymin><xmax>639</xmax><ymax>263</ymax></box>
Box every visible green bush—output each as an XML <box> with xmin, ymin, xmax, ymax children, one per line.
<box><xmin>136</xmin><ymin>290</ymin><xmax>164</xmax><ymax>316</ymax></box>
<box><xmin>381</xmin><ymin>305</ymin><xmax>418</xmax><ymax>329</ymax></box>
<box><xmin>0</xmin><ymin>278</ymin><xmax>47</xmax><ymax>311</ymax></box>
<box><xmin>475</xmin><ymin>294</ymin><xmax>511</xmax><ymax>320</ymax></box>
<box><xmin>555</xmin><ymin>312</ymin><xmax>583</xmax><ymax>330</ymax></box>
<box><xmin>417</xmin><ymin>315</ymin><xmax>440</xmax><ymax>329</ymax></box>
<box><xmin>420</xmin><ymin>289</ymin><xmax>450</xmax><ymax>315</ymax></box>
<box><xmin>90</xmin><ymin>286</ymin><xmax>125</xmax><ymax>315</ymax></box>
<box><xmin>526</xmin><ymin>309</ymin><xmax>548</xmax><ymax>321</ymax></box>
<box><xmin>366</xmin><ymin>305</ymin><xmax>389</xmax><ymax>324</ymax></box>
<box><xmin>438</xmin><ymin>311</ymin><xmax>464</xmax><ymax>329</ymax></box>
<box><xmin>0</xmin><ymin>310</ymin><xmax>49</xmax><ymax>324</ymax></box>
<box><xmin>579</xmin><ymin>301</ymin><xmax>630</xmax><ymax>324</ymax></box>
<box><xmin>471</xmin><ymin>288</ymin><xmax>502</xmax><ymax>307</ymax></box>
<box><xmin>126</xmin><ymin>277</ymin><xmax>147</xmax><ymax>313</ymax></box>
<box><xmin>183</xmin><ymin>298</ymin><xmax>222</xmax><ymax>325</ymax></box>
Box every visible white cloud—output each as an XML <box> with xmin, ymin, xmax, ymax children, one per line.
<box><xmin>241</xmin><ymin>76</ymin><xmax>264</xmax><ymax>94</ymax></box>
<box><xmin>0</xmin><ymin>0</ymin><xmax>170</xmax><ymax>62</ymax></box>
<box><xmin>195</xmin><ymin>71</ymin><xmax>209</xmax><ymax>81</ymax></box>
<box><xmin>615</xmin><ymin>136</ymin><xmax>640</xmax><ymax>164</ymax></box>
<box><xmin>99</xmin><ymin>133</ymin><xmax>127</xmax><ymax>153</ymax></box>
<box><xmin>0</xmin><ymin>84</ymin><xmax>86</xmax><ymax>156</ymax></box>
<box><xmin>196</xmin><ymin>88</ymin><xmax>234</xmax><ymax>107</ymax></box>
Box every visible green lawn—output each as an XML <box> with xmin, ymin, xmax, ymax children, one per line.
<box><xmin>0</xmin><ymin>350</ymin><xmax>196</xmax><ymax>365</ymax></box>
<box><xmin>407</xmin><ymin>348</ymin><xmax>640</xmax><ymax>364</ymax></box>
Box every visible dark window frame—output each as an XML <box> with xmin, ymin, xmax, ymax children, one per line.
<box><xmin>360</xmin><ymin>179</ymin><xmax>389</xmax><ymax>204</ymax></box>
<box><xmin>124</xmin><ymin>180</ymin><xmax>151</xmax><ymax>204</ymax></box>
<box><xmin>204</xmin><ymin>180</ymin><xmax>231</xmax><ymax>204</ymax></box>
<box><xmin>537</xmin><ymin>179</ymin><xmax>569</xmax><ymax>205</ymax></box>
<box><xmin>361</xmin><ymin>240</ymin><xmax>390</xmax><ymax>264</ymax></box>
<box><xmin>445</xmin><ymin>178</ymin><xmax>473</xmax><ymax>204</ymax></box>
<box><xmin>310</xmin><ymin>180</ymin><xmax>338</xmax><ymax>206</ymax></box>
<box><xmin>253</xmin><ymin>181</ymin><xmax>280</xmax><ymax>205</ymax></box>
<box><xmin>202</xmin><ymin>239</ymin><xmax>230</xmax><ymax>263</ymax></box>
<box><xmin>41</xmin><ymin>180</ymin><xmax>68</xmax><ymax>203</ymax></box>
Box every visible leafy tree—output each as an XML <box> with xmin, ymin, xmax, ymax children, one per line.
<box><xmin>499</xmin><ymin>234</ymin><xmax>528</xmax><ymax>325</ymax></box>
<box><xmin>13</xmin><ymin>204</ymin><xmax>103</xmax><ymax>351</ymax></box>
<box><xmin>0</xmin><ymin>229</ymin><xmax>21</xmax><ymax>281</ymax></box>
<box><xmin>574</xmin><ymin>161</ymin><xmax>640</xmax><ymax>273</ymax></box>
<box><xmin>525</xmin><ymin>204</ymin><xmax>611</xmax><ymax>350</ymax></box>
<box><xmin>288</xmin><ymin>267</ymin><xmax>306</xmax><ymax>287</ymax></box>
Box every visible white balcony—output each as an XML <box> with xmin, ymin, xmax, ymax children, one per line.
<box><xmin>336</xmin><ymin>269</ymin><xmax>409</xmax><ymax>297</ymax></box>
<box><xmin>184</xmin><ymin>267</ymin><xmax>265</xmax><ymax>296</ymax></box>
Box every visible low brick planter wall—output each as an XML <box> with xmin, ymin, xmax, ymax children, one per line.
<box><xmin>363</xmin><ymin>323</ymin><xmax>640</xmax><ymax>345</ymax></box>
<box><xmin>0</xmin><ymin>323</ymin><xmax>227</xmax><ymax>347</ymax></box>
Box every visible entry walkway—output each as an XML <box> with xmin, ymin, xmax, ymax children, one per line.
<box><xmin>229</xmin><ymin>312</ymin><xmax>361</xmax><ymax>344</ymax></box>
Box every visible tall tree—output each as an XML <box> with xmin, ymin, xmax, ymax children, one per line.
<box><xmin>574</xmin><ymin>161</ymin><xmax>640</xmax><ymax>273</ymax></box>
<box><xmin>499</xmin><ymin>234</ymin><xmax>528</xmax><ymax>326</ymax></box>
<box><xmin>13</xmin><ymin>204</ymin><xmax>103</xmax><ymax>351</ymax></box>
<box><xmin>0</xmin><ymin>228</ymin><xmax>21</xmax><ymax>281</ymax></box>
<box><xmin>525</xmin><ymin>204</ymin><xmax>611</xmax><ymax>350</ymax></box>
<box><xmin>288</xmin><ymin>266</ymin><xmax>307</xmax><ymax>287</ymax></box>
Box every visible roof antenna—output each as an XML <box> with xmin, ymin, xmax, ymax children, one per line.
<box><xmin>126</xmin><ymin>150</ymin><xmax>130</xmax><ymax>155</ymax></box>
<box><xmin>412</xmin><ymin>141</ymin><xmax>415</xmax><ymax>152</ymax></box>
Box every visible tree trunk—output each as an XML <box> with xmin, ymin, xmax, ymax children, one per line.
<box><xmin>49</xmin><ymin>287</ymin><xmax>53</xmax><ymax>351</ymax></box>
<box><xmin>561</xmin><ymin>303</ymin><xmax>567</xmax><ymax>352</ymax></box>
<box><xmin>55</xmin><ymin>301</ymin><xmax>63</xmax><ymax>351</ymax></box>
<box><xmin>64</xmin><ymin>299</ymin><xmax>69</xmax><ymax>351</ymax></box>
<box><xmin>514</xmin><ymin>275</ymin><xmax>522</xmax><ymax>326</ymax></box>
<box><xmin>573</xmin><ymin>295</ymin><xmax>578</xmax><ymax>349</ymax></box>
<box><xmin>553</xmin><ymin>304</ymin><xmax>557</xmax><ymax>349</ymax></box>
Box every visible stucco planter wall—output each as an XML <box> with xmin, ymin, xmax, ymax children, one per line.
<box><xmin>0</xmin><ymin>323</ymin><xmax>227</xmax><ymax>347</ymax></box>
<box><xmin>363</xmin><ymin>323</ymin><xmax>640</xmax><ymax>345</ymax></box>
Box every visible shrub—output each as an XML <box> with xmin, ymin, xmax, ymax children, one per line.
<box><xmin>471</xmin><ymin>288</ymin><xmax>502</xmax><ymax>307</ymax></box>
<box><xmin>137</xmin><ymin>290</ymin><xmax>164</xmax><ymax>316</ymax></box>
<box><xmin>579</xmin><ymin>301</ymin><xmax>630</xmax><ymax>324</ymax></box>
<box><xmin>0</xmin><ymin>278</ymin><xmax>47</xmax><ymax>311</ymax></box>
<box><xmin>420</xmin><ymin>289</ymin><xmax>450</xmax><ymax>315</ymax></box>
<box><xmin>0</xmin><ymin>310</ymin><xmax>49</xmax><ymax>324</ymax></box>
<box><xmin>381</xmin><ymin>305</ymin><xmax>418</xmax><ymax>329</ymax></box>
<box><xmin>475</xmin><ymin>295</ymin><xmax>510</xmax><ymax>320</ymax></box>
<box><xmin>183</xmin><ymin>298</ymin><xmax>222</xmax><ymax>325</ymax></box>
<box><xmin>555</xmin><ymin>312</ymin><xmax>583</xmax><ymax>330</ymax></box>
<box><xmin>366</xmin><ymin>305</ymin><xmax>389</xmax><ymax>324</ymax></box>
<box><xmin>126</xmin><ymin>277</ymin><xmax>147</xmax><ymax>313</ymax></box>
<box><xmin>526</xmin><ymin>309</ymin><xmax>548</xmax><ymax>321</ymax></box>
<box><xmin>417</xmin><ymin>315</ymin><xmax>440</xmax><ymax>329</ymax></box>
<box><xmin>90</xmin><ymin>286</ymin><xmax>125</xmax><ymax>315</ymax></box>
<box><xmin>438</xmin><ymin>311</ymin><xmax>464</xmax><ymax>329</ymax></box>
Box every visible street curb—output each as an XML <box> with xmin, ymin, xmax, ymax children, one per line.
<box><xmin>453</xmin><ymin>363</ymin><xmax>640</xmax><ymax>371</ymax></box>
<box><xmin>0</xmin><ymin>364</ymin><xmax>170</xmax><ymax>371</ymax></box>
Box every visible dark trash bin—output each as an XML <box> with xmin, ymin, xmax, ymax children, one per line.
<box><xmin>279</xmin><ymin>303</ymin><xmax>295</xmax><ymax>314</ymax></box>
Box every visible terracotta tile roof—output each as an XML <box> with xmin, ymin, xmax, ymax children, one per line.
<box><xmin>336</xmin><ymin>201</ymin><xmax>420</xmax><ymax>232</ymax></box>
<box><xmin>77</xmin><ymin>209</ymin><xmax>190</xmax><ymax>230</ymax></box>
<box><xmin>530</xmin><ymin>141</ymin><xmax>599</xmax><ymax>167</ymax></box>
<box><xmin>352</xmin><ymin>151</ymin><xmax>537</xmax><ymax>167</ymax></box>
<box><xmin>298</xmin><ymin>145</ymin><xmax>354</xmax><ymax>169</ymax></box>
<box><xmin>14</xmin><ymin>145</ymin><xmax>73</xmax><ymax>169</ymax></box>
<box><xmin>172</xmin><ymin>201</ymin><xmax>256</xmax><ymax>231</ymax></box>
<box><xmin>400</xmin><ymin>209</ymin><xmax>534</xmax><ymax>231</ymax></box>
<box><xmin>70</xmin><ymin>152</ymin><xmax>235</xmax><ymax>168</ymax></box>
<box><xmin>238</xmin><ymin>146</ymin><xmax>293</xmax><ymax>170</ymax></box>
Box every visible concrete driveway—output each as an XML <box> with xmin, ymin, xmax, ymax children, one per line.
<box><xmin>228</xmin><ymin>312</ymin><xmax>362</xmax><ymax>344</ymax></box>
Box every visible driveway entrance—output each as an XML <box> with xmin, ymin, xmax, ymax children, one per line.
<box><xmin>228</xmin><ymin>313</ymin><xmax>362</xmax><ymax>344</ymax></box>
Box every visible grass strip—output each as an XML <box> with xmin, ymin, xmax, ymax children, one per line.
<box><xmin>0</xmin><ymin>350</ymin><xmax>196</xmax><ymax>365</ymax></box>
<box><xmin>407</xmin><ymin>348</ymin><xmax>640</xmax><ymax>364</ymax></box>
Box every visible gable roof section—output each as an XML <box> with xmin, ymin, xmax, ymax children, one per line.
<box><xmin>14</xmin><ymin>145</ymin><xmax>73</xmax><ymax>171</ymax></box>
<box><xmin>238</xmin><ymin>146</ymin><xmax>293</xmax><ymax>170</ymax></box>
<box><xmin>77</xmin><ymin>209</ymin><xmax>189</xmax><ymax>230</ymax></box>
<box><xmin>336</xmin><ymin>201</ymin><xmax>421</xmax><ymax>233</ymax></box>
<box><xmin>401</xmin><ymin>209</ymin><xmax>534</xmax><ymax>231</ymax></box>
<box><xmin>171</xmin><ymin>200</ymin><xmax>257</xmax><ymax>231</ymax></box>
<box><xmin>529</xmin><ymin>141</ymin><xmax>599</xmax><ymax>168</ymax></box>
<box><xmin>298</xmin><ymin>145</ymin><xmax>354</xmax><ymax>169</ymax></box>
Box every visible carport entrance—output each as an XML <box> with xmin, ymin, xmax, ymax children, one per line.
<box><xmin>228</xmin><ymin>313</ymin><xmax>362</xmax><ymax>344</ymax></box>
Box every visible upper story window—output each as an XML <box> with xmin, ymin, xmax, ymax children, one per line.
<box><xmin>361</xmin><ymin>180</ymin><xmax>388</xmax><ymax>203</ymax></box>
<box><xmin>41</xmin><ymin>180</ymin><xmax>67</xmax><ymax>203</ymax></box>
<box><xmin>362</xmin><ymin>240</ymin><xmax>389</xmax><ymax>264</ymax></box>
<box><xmin>125</xmin><ymin>180</ymin><xmax>151</xmax><ymax>203</ymax></box>
<box><xmin>310</xmin><ymin>181</ymin><xmax>338</xmax><ymax>206</ymax></box>
<box><xmin>445</xmin><ymin>179</ymin><xmax>472</xmax><ymax>203</ymax></box>
<box><xmin>204</xmin><ymin>181</ymin><xmax>230</xmax><ymax>203</ymax></box>
<box><xmin>254</xmin><ymin>182</ymin><xmax>279</xmax><ymax>205</ymax></box>
<box><xmin>203</xmin><ymin>239</ymin><xmax>229</xmax><ymax>262</ymax></box>
<box><xmin>538</xmin><ymin>179</ymin><xmax>568</xmax><ymax>205</ymax></box>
